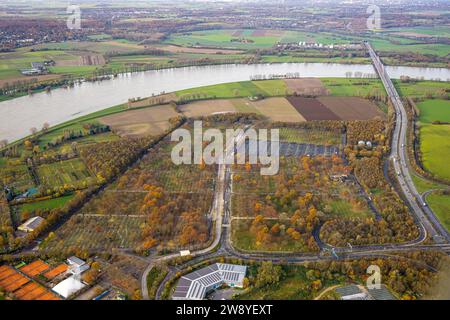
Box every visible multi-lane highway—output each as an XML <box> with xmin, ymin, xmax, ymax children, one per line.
<box><xmin>365</xmin><ymin>42</ymin><xmax>450</xmax><ymax>243</ymax></box>
<box><xmin>143</xmin><ymin>45</ymin><xmax>450</xmax><ymax>299</ymax></box>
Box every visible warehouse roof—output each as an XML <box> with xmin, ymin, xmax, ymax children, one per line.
<box><xmin>173</xmin><ymin>263</ymin><xmax>246</xmax><ymax>300</ymax></box>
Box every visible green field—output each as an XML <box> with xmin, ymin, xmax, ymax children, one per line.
<box><xmin>236</xmin><ymin>265</ymin><xmax>340</xmax><ymax>300</ymax></box>
<box><xmin>395</xmin><ymin>81</ymin><xmax>449</xmax><ymax>98</ymax></box>
<box><xmin>427</xmin><ymin>193</ymin><xmax>450</xmax><ymax>232</ymax></box>
<box><xmin>164</xmin><ymin>29</ymin><xmax>365</xmax><ymax>50</ymax></box>
<box><xmin>411</xmin><ymin>174</ymin><xmax>445</xmax><ymax>194</ymax></box>
<box><xmin>279</xmin><ymin>128</ymin><xmax>341</xmax><ymax>145</ymax></box>
<box><xmin>36</xmin><ymin>158</ymin><xmax>95</xmax><ymax>188</ymax></box>
<box><xmin>0</xmin><ymin>163</ymin><xmax>35</xmax><ymax>193</ymax></box>
<box><xmin>0</xmin><ymin>49</ymin><xmax>79</xmax><ymax>80</ymax></box>
<box><xmin>231</xmin><ymin>220</ymin><xmax>309</xmax><ymax>253</ymax></box>
<box><xmin>385</xmin><ymin>26</ymin><xmax>450</xmax><ymax>38</ymax></box>
<box><xmin>325</xmin><ymin>199</ymin><xmax>372</xmax><ymax>218</ymax></box>
<box><xmin>417</xmin><ymin>99</ymin><xmax>450</xmax><ymax>124</ymax></box>
<box><xmin>18</xmin><ymin>194</ymin><xmax>75</xmax><ymax>212</ymax></box>
<box><xmin>321</xmin><ymin>78</ymin><xmax>386</xmax><ymax>97</ymax></box>
<box><xmin>176</xmin><ymin>80</ymin><xmax>287</xmax><ymax>99</ymax></box>
<box><xmin>417</xmin><ymin>99</ymin><xmax>450</xmax><ymax>181</ymax></box>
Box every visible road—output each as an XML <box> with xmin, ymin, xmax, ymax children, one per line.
<box><xmin>365</xmin><ymin>42</ymin><xmax>450</xmax><ymax>243</ymax></box>
<box><xmin>143</xmin><ymin>46</ymin><xmax>450</xmax><ymax>299</ymax></box>
<box><xmin>141</xmin><ymin>127</ymin><xmax>248</xmax><ymax>299</ymax></box>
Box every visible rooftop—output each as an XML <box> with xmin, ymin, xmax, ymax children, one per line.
<box><xmin>173</xmin><ymin>263</ymin><xmax>247</xmax><ymax>300</ymax></box>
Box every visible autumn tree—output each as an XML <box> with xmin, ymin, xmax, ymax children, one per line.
<box><xmin>255</xmin><ymin>262</ymin><xmax>283</xmax><ymax>288</ymax></box>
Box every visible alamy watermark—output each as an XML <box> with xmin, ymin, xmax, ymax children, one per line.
<box><xmin>67</xmin><ymin>5</ymin><xmax>81</xmax><ymax>30</ymax></box>
<box><xmin>366</xmin><ymin>4</ymin><xmax>381</xmax><ymax>31</ymax></box>
<box><xmin>170</xmin><ymin>121</ymin><xmax>279</xmax><ymax>176</ymax></box>
<box><xmin>366</xmin><ymin>265</ymin><xmax>381</xmax><ymax>289</ymax></box>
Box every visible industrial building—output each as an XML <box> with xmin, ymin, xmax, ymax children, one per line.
<box><xmin>17</xmin><ymin>216</ymin><xmax>45</xmax><ymax>233</ymax></box>
<box><xmin>172</xmin><ymin>263</ymin><xmax>247</xmax><ymax>300</ymax></box>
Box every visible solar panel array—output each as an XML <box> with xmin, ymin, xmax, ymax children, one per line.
<box><xmin>242</xmin><ymin>140</ymin><xmax>339</xmax><ymax>157</ymax></box>
<box><xmin>172</xmin><ymin>263</ymin><xmax>247</xmax><ymax>300</ymax></box>
<box><xmin>368</xmin><ymin>286</ymin><xmax>396</xmax><ymax>300</ymax></box>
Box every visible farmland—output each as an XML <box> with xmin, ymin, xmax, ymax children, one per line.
<box><xmin>0</xmin><ymin>163</ymin><xmax>34</xmax><ymax>193</ymax></box>
<box><xmin>427</xmin><ymin>192</ymin><xmax>450</xmax><ymax>232</ymax></box>
<box><xmin>417</xmin><ymin>99</ymin><xmax>450</xmax><ymax>181</ymax></box>
<box><xmin>176</xmin><ymin>80</ymin><xmax>287</xmax><ymax>100</ymax></box>
<box><xmin>36</xmin><ymin>158</ymin><xmax>95</xmax><ymax>189</ymax></box>
<box><xmin>41</xmin><ymin>122</ymin><xmax>218</xmax><ymax>254</ymax></box>
<box><xmin>279</xmin><ymin>128</ymin><xmax>341</xmax><ymax>146</ymax></box>
<box><xmin>17</xmin><ymin>194</ymin><xmax>75</xmax><ymax>213</ymax></box>
<box><xmin>395</xmin><ymin>81</ymin><xmax>450</xmax><ymax>99</ymax></box>
<box><xmin>99</xmin><ymin>105</ymin><xmax>179</xmax><ymax>137</ymax></box>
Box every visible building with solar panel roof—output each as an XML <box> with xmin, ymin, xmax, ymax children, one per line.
<box><xmin>172</xmin><ymin>263</ymin><xmax>247</xmax><ymax>300</ymax></box>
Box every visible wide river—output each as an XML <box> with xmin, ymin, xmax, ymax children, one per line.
<box><xmin>1</xmin><ymin>62</ymin><xmax>449</xmax><ymax>142</ymax></box>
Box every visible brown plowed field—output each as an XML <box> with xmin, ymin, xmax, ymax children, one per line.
<box><xmin>284</xmin><ymin>78</ymin><xmax>329</xmax><ymax>96</ymax></box>
<box><xmin>287</xmin><ymin>97</ymin><xmax>340</xmax><ymax>120</ymax></box>
<box><xmin>99</xmin><ymin>105</ymin><xmax>179</xmax><ymax>137</ymax></box>
<box><xmin>179</xmin><ymin>99</ymin><xmax>237</xmax><ymax>118</ymax></box>
<box><xmin>250</xmin><ymin>97</ymin><xmax>306</xmax><ymax>122</ymax></box>
<box><xmin>317</xmin><ymin>97</ymin><xmax>385</xmax><ymax>120</ymax></box>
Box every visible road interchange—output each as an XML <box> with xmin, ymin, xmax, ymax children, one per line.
<box><xmin>142</xmin><ymin>44</ymin><xmax>450</xmax><ymax>299</ymax></box>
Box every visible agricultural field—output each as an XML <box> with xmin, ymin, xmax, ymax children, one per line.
<box><xmin>99</xmin><ymin>105</ymin><xmax>179</xmax><ymax>137</ymax></box>
<box><xmin>317</xmin><ymin>97</ymin><xmax>386</xmax><ymax>120</ymax></box>
<box><xmin>321</xmin><ymin>78</ymin><xmax>386</xmax><ymax>97</ymax></box>
<box><xmin>395</xmin><ymin>81</ymin><xmax>450</xmax><ymax>99</ymax></box>
<box><xmin>179</xmin><ymin>99</ymin><xmax>238</xmax><ymax>118</ymax></box>
<box><xmin>232</xmin><ymin>97</ymin><xmax>306</xmax><ymax>122</ymax></box>
<box><xmin>279</xmin><ymin>128</ymin><xmax>341</xmax><ymax>146</ymax></box>
<box><xmin>0</xmin><ymin>162</ymin><xmax>34</xmax><ymax>193</ymax></box>
<box><xmin>17</xmin><ymin>194</ymin><xmax>75</xmax><ymax>213</ymax></box>
<box><xmin>384</xmin><ymin>26</ymin><xmax>450</xmax><ymax>39</ymax></box>
<box><xmin>41</xmin><ymin>214</ymin><xmax>146</xmax><ymax>253</ymax></box>
<box><xmin>42</xmin><ymin>125</ymin><xmax>218</xmax><ymax>253</ymax></box>
<box><xmin>176</xmin><ymin>80</ymin><xmax>287</xmax><ymax>100</ymax></box>
<box><xmin>287</xmin><ymin>96</ymin><xmax>384</xmax><ymax>121</ymax></box>
<box><xmin>36</xmin><ymin>158</ymin><xmax>96</xmax><ymax>189</ymax></box>
<box><xmin>284</xmin><ymin>78</ymin><xmax>328</xmax><ymax>96</ymax></box>
<box><xmin>417</xmin><ymin>99</ymin><xmax>450</xmax><ymax>181</ymax></box>
<box><xmin>427</xmin><ymin>192</ymin><xmax>450</xmax><ymax>232</ymax></box>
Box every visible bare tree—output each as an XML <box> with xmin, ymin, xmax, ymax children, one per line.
<box><xmin>42</xmin><ymin>122</ymin><xmax>50</xmax><ymax>132</ymax></box>
<box><xmin>0</xmin><ymin>139</ymin><xmax>8</xmax><ymax>148</ymax></box>
<box><xmin>30</xmin><ymin>127</ymin><xmax>38</xmax><ymax>136</ymax></box>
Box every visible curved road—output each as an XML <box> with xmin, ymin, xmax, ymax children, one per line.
<box><xmin>142</xmin><ymin>44</ymin><xmax>450</xmax><ymax>299</ymax></box>
<box><xmin>366</xmin><ymin>42</ymin><xmax>450</xmax><ymax>243</ymax></box>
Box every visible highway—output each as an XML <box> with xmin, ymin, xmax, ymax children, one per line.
<box><xmin>365</xmin><ymin>42</ymin><xmax>450</xmax><ymax>243</ymax></box>
<box><xmin>143</xmin><ymin>46</ymin><xmax>450</xmax><ymax>298</ymax></box>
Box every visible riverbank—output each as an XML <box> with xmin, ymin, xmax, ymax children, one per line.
<box><xmin>0</xmin><ymin>63</ymin><xmax>449</xmax><ymax>144</ymax></box>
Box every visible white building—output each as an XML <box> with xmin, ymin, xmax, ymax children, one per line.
<box><xmin>52</xmin><ymin>276</ymin><xmax>86</xmax><ymax>299</ymax></box>
<box><xmin>172</xmin><ymin>263</ymin><xmax>247</xmax><ymax>300</ymax></box>
<box><xmin>67</xmin><ymin>256</ymin><xmax>90</xmax><ymax>274</ymax></box>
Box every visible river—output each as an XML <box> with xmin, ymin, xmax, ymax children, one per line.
<box><xmin>1</xmin><ymin>62</ymin><xmax>449</xmax><ymax>143</ymax></box>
